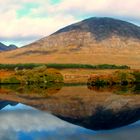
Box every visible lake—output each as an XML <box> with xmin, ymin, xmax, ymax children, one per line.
<box><xmin>0</xmin><ymin>84</ymin><xmax>140</xmax><ymax>140</ymax></box>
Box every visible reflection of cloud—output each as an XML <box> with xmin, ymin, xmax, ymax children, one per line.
<box><xmin>0</xmin><ymin>104</ymin><xmax>140</xmax><ymax>140</ymax></box>
<box><xmin>0</xmin><ymin>104</ymin><xmax>80</xmax><ymax>139</ymax></box>
<box><xmin>0</xmin><ymin>104</ymin><xmax>76</xmax><ymax>132</ymax></box>
<box><xmin>32</xmin><ymin>121</ymin><xmax>140</xmax><ymax>140</ymax></box>
<box><xmin>0</xmin><ymin>129</ymin><xmax>18</xmax><ymax>140</ymax></box>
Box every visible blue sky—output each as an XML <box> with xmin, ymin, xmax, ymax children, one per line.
<box><xmin>0</xmin><ymin>0</ymin><xmax>140</xmax><ymax>47</ymax></box>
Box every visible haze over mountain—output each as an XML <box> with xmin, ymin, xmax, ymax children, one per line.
<box><xmin>0</xmin><ymin>42</ymin><xmax>17</xmax><ymax>52</ymax></box>
<box><xmin>0</xmin><ymin>17</ymin><xmax>140</xmax><ymax>68</ymax></box>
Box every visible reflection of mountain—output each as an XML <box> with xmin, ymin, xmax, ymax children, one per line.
<box><xmin>56</xmin><ymin>106</ymin><xmax>140</xmax><ymax>130</ymax></box>
<box><xmin>0</xmin><ymin>100</ymin><xmax>18</xmax><ymax>110</ymax></box>
<box><xmin>0</xmin><ymin>103</ymin><xmax>140</xmax><ymax>140</ymax></box>
<box><xmin>0</xmin><ymin>85</ymin><xmax>140</xmax><ymax>130</ymax></box>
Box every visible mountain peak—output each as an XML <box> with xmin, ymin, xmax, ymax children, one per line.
<box><xmin>0</xmin><ymin>17</ymin><xmax>140</xmax><ymax>68</ymax></box>
<box><xmin>0</xmin><ymin>42</ymin><xmax>17</xmax><ymax>52</ymax></box>
<box><xmin>54</xmin><ymin>17</ymin><xmax>140</xmax><ymax>40</ymax></box>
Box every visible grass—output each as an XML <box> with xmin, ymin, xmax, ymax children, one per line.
<box><xmin>0</xmin><ymin>63</ymin><xmax>130</xmax><ymax>70</ymax></box>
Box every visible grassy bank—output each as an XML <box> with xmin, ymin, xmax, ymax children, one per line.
<box><xmin>0</xmin><ymin>63</ymin><xmax>139</xmax><ymax>85</ymax></box>
<box><xmin>0</xmin><ymin>63</ymin><xmax>130</xmax><ymax>70</ymax></box>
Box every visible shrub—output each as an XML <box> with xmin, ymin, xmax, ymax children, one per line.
<box><xmin>87</xmin><ymin>71</ymin><xmax>139</xmax><ymax>86</ymax></box>
<box><xmin>1</xmin><ymin>77</ymin><xmax>20</xmax><ymax>84</ymax></box>
<box><xmin>132</xmin><ymin>71</ymin><xmax>140</xmax><ymax>83</ymax></box>
<box><xmin>15</xmin><ymin>67</ymin><xmax>63</xmax><ymax>84</ymax></box>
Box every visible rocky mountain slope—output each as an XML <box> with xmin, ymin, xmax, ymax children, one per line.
<box><xmin>0</xmin><ymin>17</ymin><xmax>140</xmax><ymax>68</ymax></box>
<box><xmin>0</xmin><ymin>42</ymin><xmax>17</xmax><ymax>51</ymax></box>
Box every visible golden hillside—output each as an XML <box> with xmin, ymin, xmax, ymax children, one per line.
<box><xmin>0</xmin><ymin>17</ymin><xmax>140</xmax><ymax>68</ymax></box>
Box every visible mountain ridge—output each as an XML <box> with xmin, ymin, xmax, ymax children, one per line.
<box><xmin>0</xmin><ymin>42</ymin><xmax>17</xmax><ymax>52</ymax></box>
<box><xmin>0</xmin><ymin>17</ymin><xmax>140</xmax><ymax>68</ymax></box>
<box><xmin>53</xmin><ymin>17</ymin><xmax>140</xmax><ymax>40</ymax></box>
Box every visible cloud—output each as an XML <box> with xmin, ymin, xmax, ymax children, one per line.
<box><xmin>0</xmin><ymin>0</ymin><xmax>76</xmax><ymax>46</ymax></box>
<box><xmin>0</xmin><ymin>0</ymin><xmax>140</xmax><ymax>46</ymax></box>
<box><xmin>52</xmin><ymin>0</ymin><xmax>140</xmax><ymax>18</ymax></box>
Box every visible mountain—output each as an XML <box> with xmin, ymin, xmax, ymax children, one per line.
<box><xmin>54</xmin><ymin>17</ymin><xmax>140</xmax><ymax>40</ymax></box>
<box><xmin>0</xmin><ymin>17</ymin><xmax>140</xmax><ymax>68</ymax></box>
<box><xmin>0</xmin><ymin>42</ymin><xmax>17</xmax><ymax>51</ymax></box>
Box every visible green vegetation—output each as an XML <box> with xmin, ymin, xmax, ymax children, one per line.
<box><xmin>132</xmin><ymin>70</ymin><xmax>140</xmax><ymax>83</ymax></box>
<box><xmin>0</xmin><ymin>82</ymin><xmax>64</xmax><ymax>98</ymax></box>
<box><xmin>0</xmin><ymin>63</ymin><xmax>42</xmax><ymax>70</ymax></box>
<box><xmin>0</xmin><ymin>66</ymin><xmax>63</xmax><ymax>84</ymax></box>
<box><xmin>47</xmin><ymin>64</ymin><xmax>130</xmax><ymax>69</ymax></box>
<box><xmin>64</xmin><ymin>83</ymin><xmax>87</xmax><ymax>86</ymax></box>
<box><xmin>87</xmin><ymin>84</ymin><xmax>140</xmax><ymax>95</ymax></box>
<box><xmin>113</xmin><ymin>84</ymin><xmax>140</xmax><ymax>95</ymax></box>
<box><xmin>0</xmin><ymin>63</ymin><xmax>130</xmax><ymax>70</ymax></box>
<box><xmin>0</xmin><ymin>77</ymin><xmax>20</xmax><ymax>84</ymax></box>
<box><xmin>87</xmin><ymin>70</ymin><xmax>140</xmax><ymax>86</ymax></box>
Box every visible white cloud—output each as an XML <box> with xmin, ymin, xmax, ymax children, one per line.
<box><xmin>52</xmin><ymin>0</ymin><xmax>140</xmax><ymax>18</ymax></box>
<box><xmin>0</xmin><ymin>1</ymin><xmax>76</xmax><ymax>46</ymax></box>
<box><xmin>0</xmin><ymin>0</ymin><xmax>140</xmax><ymax>46</ymax></box>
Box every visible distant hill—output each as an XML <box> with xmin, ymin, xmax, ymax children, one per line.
<box><xmin>0</xmin><ymin>42</ymin><xmax>17</xmax><ymax>51</ymax></box>
<box><xmin>0</xmin><ymin>17</ymin><xmax>140</xmax><ymax>68</ymax></box>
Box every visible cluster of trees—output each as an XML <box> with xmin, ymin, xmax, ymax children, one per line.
<box><xmin>0</xmin><ymin>63</ymin><xmax>130</xmax><ymax>70</ymax></box>
<box><xmin>87</xmin><ymin>70</ymin><xmax>140</xmax><ymax>86</ymax></box>
<box><xmin>0</xmin><ymin>66</ymin><xmax>63</xmax><ymax>84</ymax></box>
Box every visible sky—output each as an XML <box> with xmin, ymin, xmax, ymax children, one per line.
<box><xmin>0</xmin><ymin>0</ymin><xmax>140</xmax><ymax>47</ymax></box>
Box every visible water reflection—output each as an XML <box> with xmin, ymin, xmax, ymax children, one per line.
<box><xmin>0</xmin><ymin>100</ymin><xmax>17</xmax><ymax>110</ymax></box>
<box><xmin>0</xmin><ymin>84</ymin><xmax>140</xmax><ymax>131</ymax></box>
<box><xmin>87</xmin><ymin>84</ymin><xmax>140</xmax><ymax>94</ymax></box>
<box><xmin>0</xmin><ymin>103</ymin><xmax>79</xmax><ymax>140</ymax></box>
<box><xmin>0</xmin><ymin>83</ymin><xmax>63</xmax><ymax>99</ymax></box>
<box><xmin>0</xmin><ymin>103</ymin><xmax>140</xmax><ymax>140</ymax></box>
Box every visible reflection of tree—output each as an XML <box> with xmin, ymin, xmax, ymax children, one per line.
<box><xmin>0</xmin><ymin>84</ymin><xmax>20</xmax><ymax>91</ymax></box>
<box><xmin>87</xmin><ymin>83</ymin><xmax>140</xmax><ymax>95</ymax></box>
<box><xmin>0</xmin><ymin>83</ymin><xmax>63</xmax><ymax>99</ymax></box>
<box><xmin>132</xmin><ymin>84</ymin><xmax>140</xmax><ymax>94</ymax></box>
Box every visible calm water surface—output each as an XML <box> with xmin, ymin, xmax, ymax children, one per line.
<box><xmin>0</xmin><ymin>84</ymin><xmax>140</xmax><ymax>140</ymax></box>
